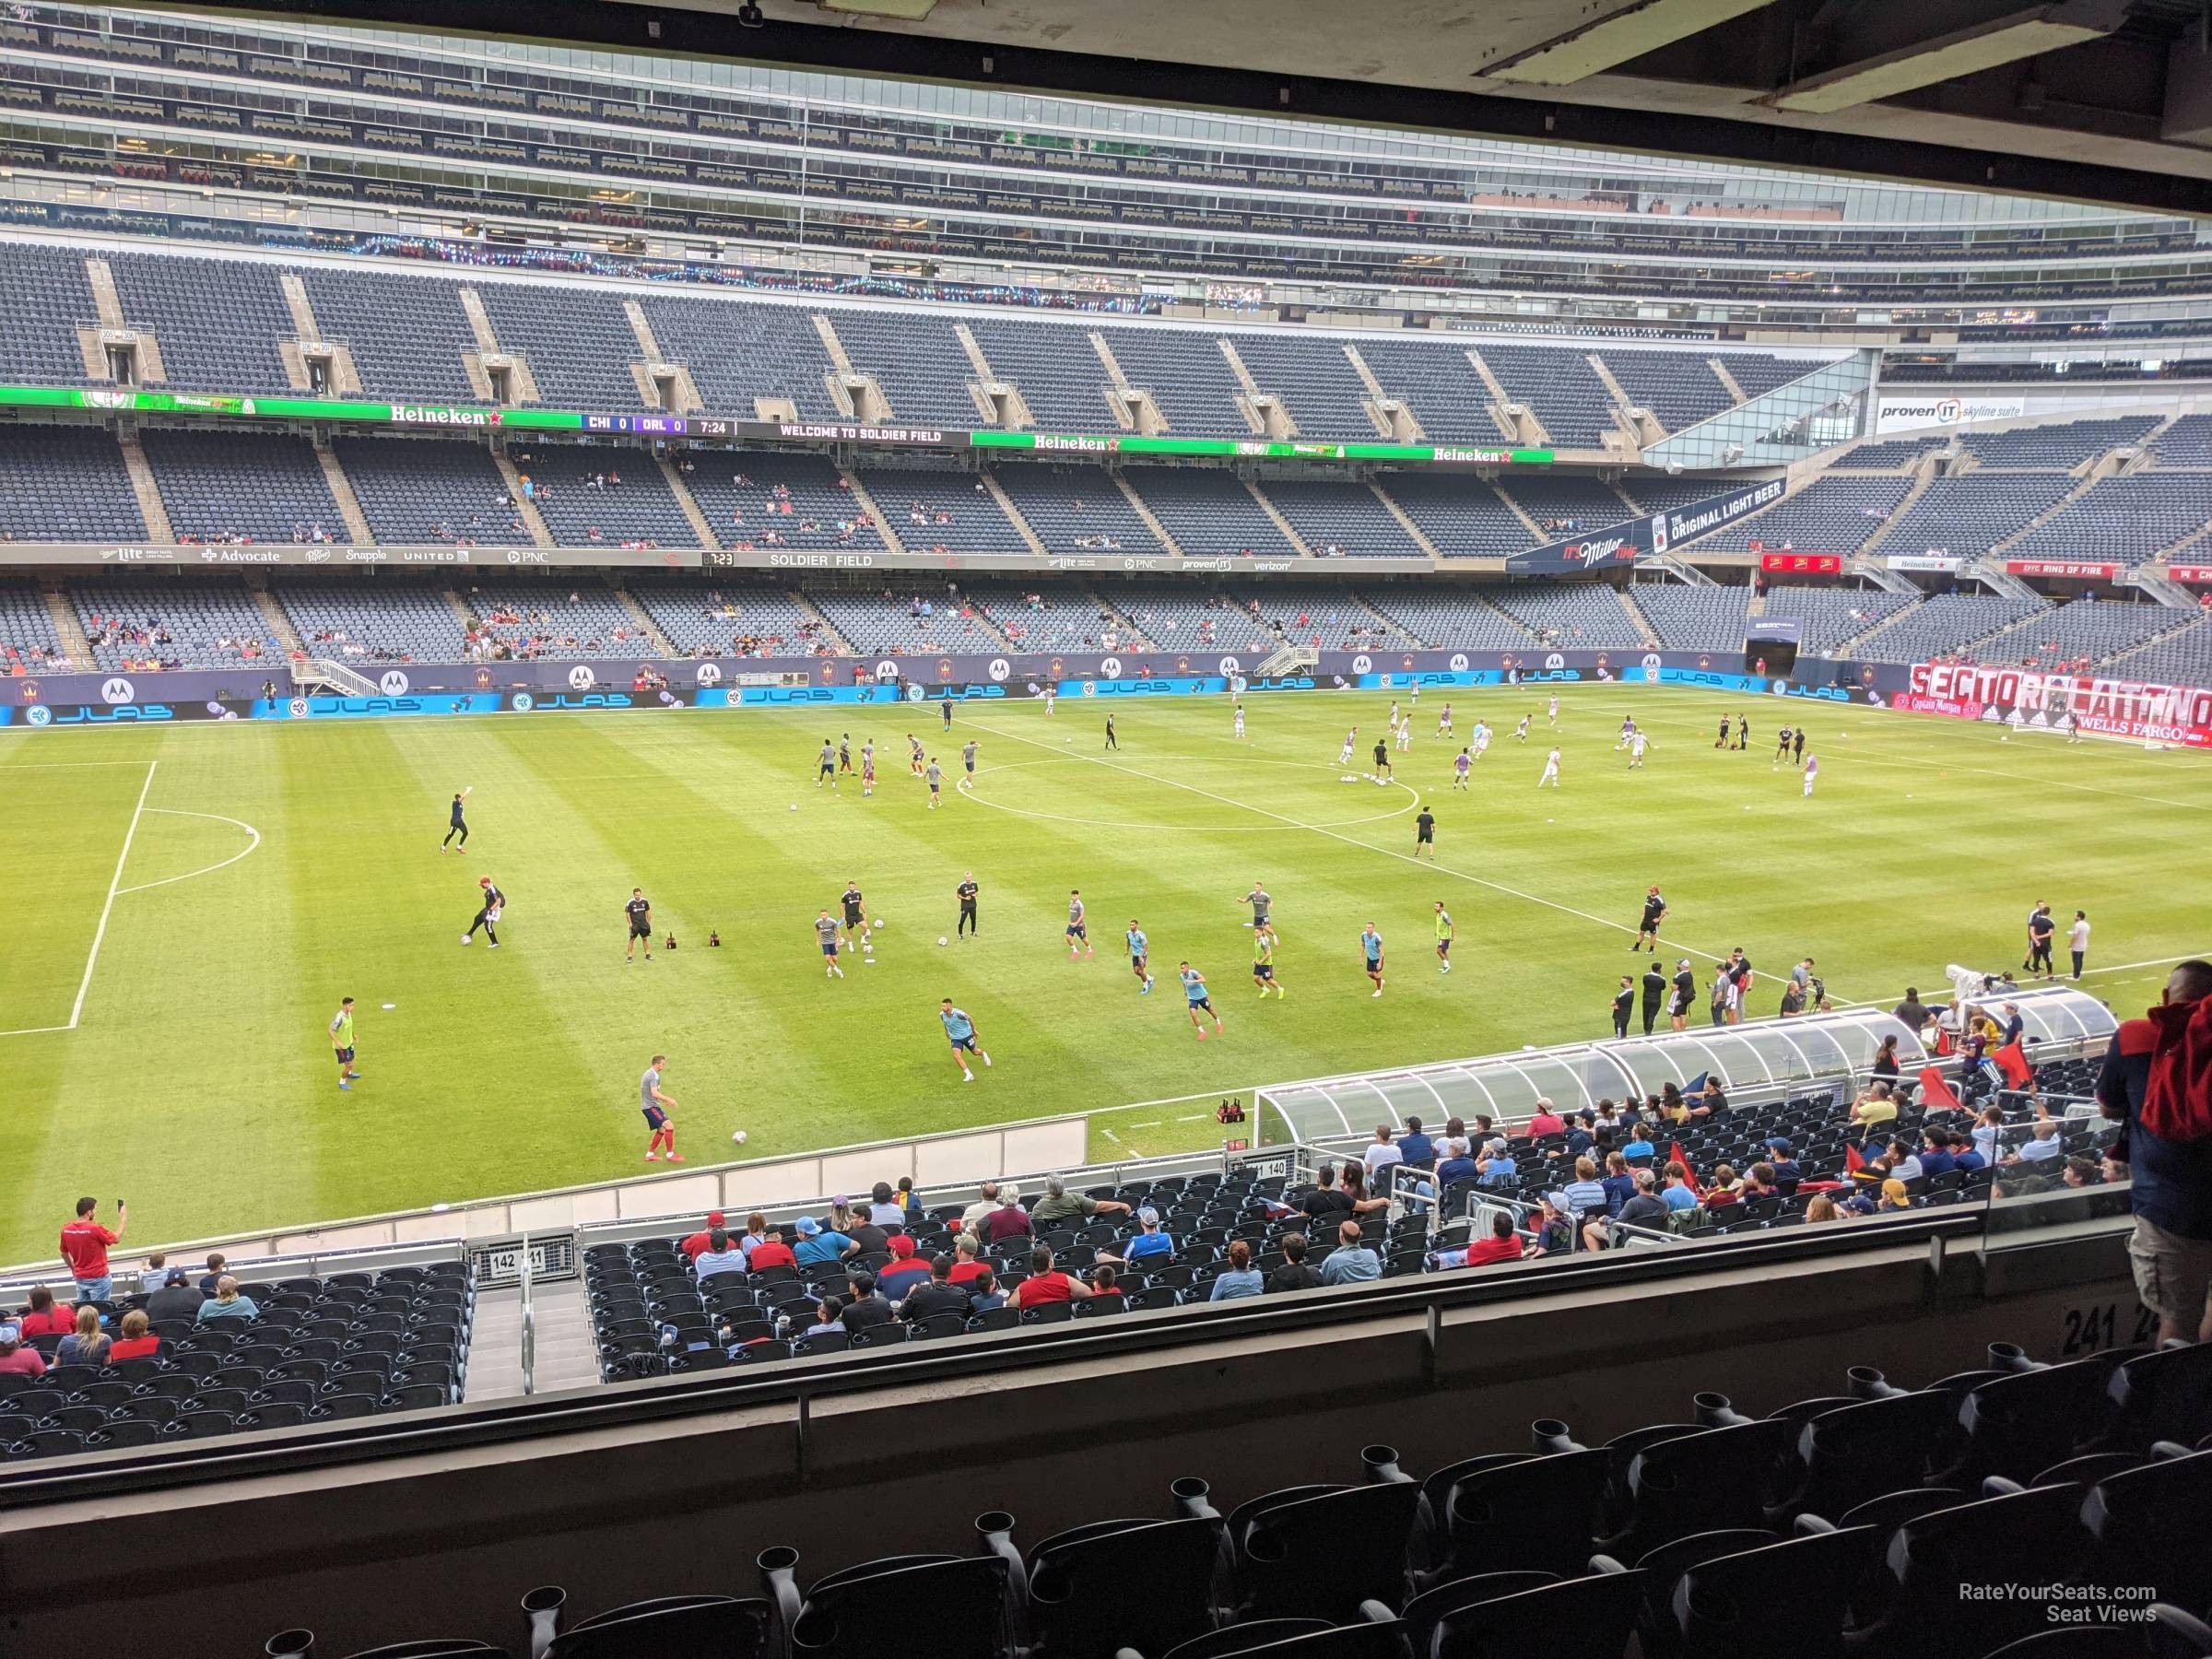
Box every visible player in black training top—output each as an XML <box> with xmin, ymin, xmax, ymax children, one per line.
<box><xmin>956</xmin><ymin>871</ymin><xmax>980</xmax><ymax>938</ymax></box>
<box><xmin>463</xmin><ymin>877</ymin><xmax>504</xmax><ymax>948</ymax></box>
<box><xmin>442</xmin><ymin>787</ymin><xmax>471</xmax><ymax>851</ymax></box>
<box><xmin>1414</xmin><ymin>805</ymin><xmax>1436</xmax><ymax>860</ymax></box>
<box><xmin>841</xmin><ymin>879</ymin><xmax>871</xmax><ymax>949</ymax></box>
<box><xmin>625</xmin><ymin>888</ymin><xmax>653</xmax><ymax>963</ymax></box>
<box><xmin>1630</xmin><ymin>886</ymin><xmax>1666</xmax><ymax>953</ymax></box>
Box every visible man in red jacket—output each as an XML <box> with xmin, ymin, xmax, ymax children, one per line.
<box><xmin>2098</xmin><ymin>959</ymin><xmax>2212</xmax><ymax>1345</ymax></box>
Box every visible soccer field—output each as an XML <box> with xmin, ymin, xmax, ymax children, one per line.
<box><xmin>0</xmin><ymin>683</ymin><xmax>2204</xmax><ymax>1264</ymax></box>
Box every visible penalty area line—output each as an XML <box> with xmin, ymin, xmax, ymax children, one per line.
<box><xmin>68</xmin><ymin>759</ymin><xmax>156</xmax><ymax>1032</ymax></box>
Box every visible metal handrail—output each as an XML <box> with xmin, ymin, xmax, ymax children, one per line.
<box><xmin>518</xmin><ymin>1232</ymin><xmax>536</xmax><ymax>1399</ymax></box>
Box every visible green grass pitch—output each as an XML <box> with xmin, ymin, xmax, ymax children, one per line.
<box><xmin>0</xmin><ymin>684</ymin><xmax>2205</xmax><ymax>1264</ymax></box>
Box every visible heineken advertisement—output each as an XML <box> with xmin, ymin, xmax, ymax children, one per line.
<box><xmin>0</xmin><ymin>384</ymin><xmax>1555</xmax><ymax>466</ymax></box>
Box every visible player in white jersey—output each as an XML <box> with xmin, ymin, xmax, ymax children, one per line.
<box><xmin>1233</xmin><ymin>703</ymin><xmax>1245</xmax><ymax>739</ymax></box>
<box><xmin>1802</xmin><ymin>753</ymin><xmax>1818</xmax><ymax>797</ymax></box>
<box><xmin>1396</xmin><ymin>717</ymin><xmax>1412</xmax><ymax>752</ymax></box>
<box><xmin>1629</xmin><ymin>730</ymin><xmax>1649</xmax><ymax>770</ymax></box>
<box><xmin>1452</xmin><ymin>747</ymin><xmax>1472</xmax><ymax>791</ymax></box>
<box><xmin>1338</xmin><ymin>727</ymin><xmax>1359</xmax><ymax>765</ymax></box>
<box><xmin>1515</xmin><ymin>714</ymin><xmax>1532</xmax><ymax>742</ymax></box>
<box><xmin>1409</xmin><ymin>679</ymin><xmax>1420</xmax><ymax>706</ymax></box>
<box><xmin>1043</xmin><ymin>687</ymin><xmax>1055</xmax><ymax>717</ymax></box>
<box><xmin>1472</xmin><ymin>720</ymin><xmax>1492</xmax><ymax>757</ymax></box>
<box><xmin>1538</xmin><ymin>747</ymin><xmax>1561</xmax><ymax>788</ymax></box>
<box><xmin>1437</xmin><ymin>702</ymin><xmax>1453</xmax><ymax>737</ymax></box>
<box><xmin>1388</xmin><ymin>700</ymin><xmax>1401</xmax><ymax>733</ymax></box>
<box><xmin>1547</xmin><ymin>694</ymin><xmax>1559</xmax><ymax>726</ymax></box>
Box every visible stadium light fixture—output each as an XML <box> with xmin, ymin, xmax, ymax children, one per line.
<box><xmin>1485</xmin><ymin>0</ymin><xmax>1774</xmax><ymax>86</ymax></box>
<box><xmin>1766</xmin><ymin>2</ymin><xmax>2128</xmax><ymax>114</ymax></box>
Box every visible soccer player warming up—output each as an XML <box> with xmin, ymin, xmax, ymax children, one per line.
<box><xmin>924</xmin><ymin>756</ymin><xmax>944</xmax><ymax>807</ymax></box>
<box><xmin>1631</xmin><ymin>886</ymin><xmax>1666</xmax><ymax>953</ymax></box>
<box><xmin>1414</xmin><ymin>803</ymin><xmax>1437</xmax><ymax>859</ymax></box>
<box><xmin>815</xmin><ymin>909</ymin><xmax>845</xmax><ymax>978</ymax></box>
<box><xmin>462</xmin><ymin>876</ymin><xmax>504</xmax><ymax>947</ymax></box>
<box><xmin>1538</xmin><ymin>746</ymin><xmax>1562</xmax><ymax>788</ymax></box>
<box><xmin>1126</xmin><ymin>919</ymin><xmax>1154</xmax><ymax>994</ymax></box>
<box><xmin>860</xmin><ymin>740</ymin><xmax>877</xmax><ymax>797</ymax></box>
<box><xmin>815</xmin><ymin>737</ymin><xmax>838</xmax><ymax>790</ymax></box>
<box><xmin>1362</xmin><ymin>924</ymin><xmax>1386</xmax><ymax>996</ymax></box>
<box><xmin>957</xmin><ymin>871</ymin><xmax>980</xmax><ymax>938</ymax></box>
<box><xmin>640</xmin><ymin>1053</ymin><xmax>681</xmax><ymax>1162</ymax></box>
<box><xmin>442</xmin><ymin>787</ymin><xmax>471</xmax><ymax>851</ymax></box>
<box><xmin>908</xmin><ymin>733</ymin><xmax>925</xmax><ymax>777</ymax></box>
<box><xmin>840</xmin><ymin>879</ymin><xmax>870</xmax><ymax>952</ymax></box>
<box><xmin>1452</xmin><ymin>748</ymin><xmax>1472</xmax><ymax>791</ymax></box>
<box><xmin>1802</xmin><ymin>751</ymin><xmax>1818</xmax><ymax>797</ymax></box>
<box><xmin>1066</xmin><ymin>890</ymin><xmax>1093</xmax><ymax>959</ymax></box>
<box><xmin>959</xmin><ymin>738</ymin><xmax>980</xmax><ymax>794</ymax></box>
<box><xmin>1251</xmin><ymin>925</ymin><xmax>1285</xmax><ymax>998</ymax></box>
<box><xmin>1179</xmin><ymin>961</ymin><xmax>1224</xmax><ymax>1039</ymax></box>
<box><xmin>625</xmin><ymin>888</ymin><xmax>653</xmax><ymax>962</ymax></box>
<box><xmin>1434</xmin><ymin>903</ymin><xmax>1454</xmax><ymax>973</ymax></box>
<box><xmin>939</xmin><ymin>999</ymin><xmax>991</xmax><ymax>1080</ymax></box>
<box><xmin>329</xmin><ymin>996</ymin><xmax>359</xmax><ymax>1089</ymax></box>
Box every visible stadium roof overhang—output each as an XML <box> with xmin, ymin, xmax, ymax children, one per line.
<box><xmin>201</xmin><ymin>0</ymin><xmax>2212</xmax><ymax>216</ymax></box>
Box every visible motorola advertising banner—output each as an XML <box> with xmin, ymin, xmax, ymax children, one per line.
<box><xmin>1504</xmin><ymin>477</ymin><xmax>1784</xmax><ymax>574</ymax></box>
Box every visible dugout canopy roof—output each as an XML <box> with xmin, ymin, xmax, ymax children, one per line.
<box><xmin>1254</xmin><ymin>988</ymin><xmax>2115</xmax><ymax>1146</ymax></box>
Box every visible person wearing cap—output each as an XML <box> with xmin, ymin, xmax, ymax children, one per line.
<box><xmin>1102</xmin><ymin>1206</ymin><xmax>1174</xmax><ymax>1267</ymax></box>
<box><xmin>1876</xmin><ymin>1177</ymin><xmax>1914</xmax><ymax>1214</ymax></box>
<box><xmin>838</xmin><ymin>1273</ymin><xmax>894</xmax><ymax>1332</ymax></box>
<box><xmin>947</xmin><ymin>1233</ymin><xmax>989</xmax><ymax>1286</ymax></box>
<box><xmin>693</xmin><ymin>1230</ymin><xmax>749</xmax><ymax>1281</ymax></box>
<box><xmin>982</xmin><ymin>1185</ymin><xmax>1033</xmax><ymax>1247</ymax></box>
<box><xmin>1527</xmin><ymin>1195</ymin><xmax>1577</xmax><ymax>1258</ymax></box>
<box><xmin>0</xmin><ymin>1321</ymin><xmax>46</xmax><ymax>1376</ymax></box>
<box><xmin>1525</xmin><ymin>1099</ymin><xmax>1567</xmax><ymax>1138</ymax></box>
<box><xmin>1765</xmin><ymin>1139</ymin><xmax>1803</xmax><ymax>1189</ymax></box>
<box><xmin>791</xmin><ymin>1215</ymin><xmax>856</xmax><ymax>1269</ymax></box>
<box><xmin>1433</xmin><ymin>1138</ymin><xmax>1479</xmax><ymax>1189</ymax></box>
<box><xmin>1668</xmin><ymin>959</ymin><xmax>1696</xmax><ymax>1032</ymax></box>
<box><xmin>146</xmin><ymin>1267</ymin><xmax>206</xmax><ymax>1324</ymax></box>
<box><xmin>678</xmin><ymin>1210</ymin><xmax>729</xmax><ymax>1264</ymax></box>
<box><xmin>877</xmin><ymin>1236</ymin><xmax>932</xmax><ymax>1300</ymax></box>
<box><xmin>1474</xmin><ymin>1139</ymin><xmax>1517</xmax><ymax>1190</ymax></box>
<box><xmin>742</xmin><ymin>1213</ymin><xmax>795</xmax><ymax>1271</ymax></box>
<box><xmin>1587</xmin><ymin>1169</ymin><xmax>1671</xmax><ymax>1249</ymax></box>
<box><xmin>1030</xmin><ymin>1172</ymin><xmax>1132</xmax><ymax>1228</ymax></box>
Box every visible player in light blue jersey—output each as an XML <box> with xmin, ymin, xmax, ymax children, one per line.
<box><xmin>1178</xmin><ymin>961</ymin><xmax>1224</xmax><ymax>1040</ymax></box>
<box><xmin>1126</xmin><ymin>920</ymin><xmax>1154</xmax><ymax>994</ymax></box>
<box><xmin>938</xmin><ymin>999</ymin><xmax>992</xmax><ymax>1082</ymax></box>
<box><xmin>1066</xmin><ymin>889</ymin><xmax>1093</xmax><ymax>959</ymax></box>
<box><xmin>1361</xmin><ymin>924</ymin><xmax>1386</xmax><ymax>996</ymax></box>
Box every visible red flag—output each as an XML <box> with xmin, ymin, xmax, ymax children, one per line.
<box><xmin>1994</xmin><ymin>1042</ymin><xmax>2032</xmax><ymax>1088</ymax></box>
<box><xmin>1844</xmin><ymin>1141</ymin><xmax>1866</xmax><ymax>1175</ymax></box>
<box><xmin>1668</xmin><ymin>1142</ymin><xmax>1702</xmax><ymax>1195</ymax></box>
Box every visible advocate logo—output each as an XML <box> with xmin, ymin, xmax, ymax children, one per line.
<box><xmin>390</xmin><ymin>404</ymin><xmax>494</xmax><ymax>428</ymax></box>
<box><xmin>197</xmin><ymin>547</ymin><xmax>284</xmax><ymax>565</ymax></box>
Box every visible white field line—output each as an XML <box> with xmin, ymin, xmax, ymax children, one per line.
<box><xmin>114</xmin><ymin>807</ymin><xmax>261</xmax><ymax>895</ymax></box>
<box><xmin>66</xmin><ymin>759</ymin><xmax>155</xmax><ymax>1031</ymax></box>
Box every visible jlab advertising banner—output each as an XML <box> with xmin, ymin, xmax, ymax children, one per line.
<box><xmin>1505</xmin><ymin>477</ymin><xmax>1784</xmax><ymax>574</ymax></box>
<box><xmin>1903</xmin><ymin>661</ymin><xmax>2212</xmax><ymax>749</ymax></box>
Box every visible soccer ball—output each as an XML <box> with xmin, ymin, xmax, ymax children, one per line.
<box><xmin>789</xmin><ymin>804</ymin><xmax>797</xmax><ymax>812</ymax></box>
<box><xmin>731</xmin><ymin>1129</ymin><xmax>747</xmax><ymax>1146</ymax></box>
<box><xmin>863</xmin><ymin>941</ymin><xmax>874</xmax><ymax>954</ymax></box>
<box><xmin>938</xmin><ymin>935</ymin><xmax>948</xmax><ymax>946</ymax></box>
<box><xmin>876</xmin><ymin>919</ymin><xmax>887</xmax><ymax>928</ymax></box>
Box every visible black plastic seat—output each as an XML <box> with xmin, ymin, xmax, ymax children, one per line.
<box><xmin>1429</xmin><ymin>1565</ymin><xmax>1645</xmax><ymax>1659</ymax></box>
<box><xmin>1978</xmin><ymin>1605</ymin><xmax>2212</xmax><ymax>1658</ymax></box>
<box><xmin>4</xmin><ymin>1430</ymin><xmax>82</xmax><ymax>1461</ymax></box>
<box><xmin>1225</xmin><ymin>1452</ymin><xmax>1418</xmax><ymax>1623</ymax></box>
<box><xmin>2080</xmin><ymin>1450</ymin><xmax>2212</xmax><ymax>1611</ymax></box>
<box><xmin>1603</xmin><ymin>1420</ymin><xmax>1794</xmax><ymax>1560</ymax></box>
<box><xmin>1416</xmin><ymin>1450</ymin><xmax>1607</xmax><ymax>1587</ymax></box>
<box><xmin>1018</xmin><ymin>1489</ymin><xmax>1224</xmax><ymax>1659</ymax></box>
<box><xmin>1621</xmin><ymin>1530</ymin><xmax>1776</xmax><ymax>1659</ymax></box>
<box><xmin>1937</xmin><ymin>1362</ymin><xmax>2108</xmax><ymax>1488</ymax></box>
<box><xmin>541</xmin><ymin>1594</ymin><xmax>774</xmax><ymax>1659</ymax></box>
<box><xmin>1783</xmin><ymin>1392</ymin><xmax>1955</xmax><ymax>1522</ymax></box>
<box><xmin>1666</xmin><ymin>1525</ymin><xmax>1873</xmax><ymax>1659</ymax></box>
<box><xmin>83</xmin><ymin>1418</ymin><xmax>162</xmax><ymax>1449</ymax></box>
<box><xmin>1846</xmin><ymin>1484</ymin><xmax>2086</xmax><ymax>1658</ymax></box>
<box><xmin>1143</xmin><ymin>1616</ymin><xmax>1401</xmax><ymax>1659</ymax></box>
<box><xmin>1401</xmin><ymin>1572</ymin><xmax>1559</xmax><ymax>1658</ymax></box>
<box><xmin>2102</xmin><ymin>1344</ymin><xmax>2212</xmax><ymax>1452</ymax></box>
<box><xmin>769</xmin><ymin>1549</ymin><xmax>1011</xmax><ymax>1659</ymax></box>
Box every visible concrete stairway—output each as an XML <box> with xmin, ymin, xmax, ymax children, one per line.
<box><xmin>116</xmin><ymin>432</ymin><xmax>174</xmax><ymax>542</ymax></box>
<box><xmin>314</xmin><ymin>445</ymin><xmax>374</xmax><ymax>545</ymax></box>
<box><xmin>251</xmin><ymin>583</ymin><xmax>304</xmax><ymax>656</ymax></box>
<box><xmin>42</xmin><ymin>587</ymin><xmax>93</xmax><ymax>665</ymax></box>
<box><xmin>465</xmin><ymin>1279</ymin><xmax>598</xmax><ymax>1402</ymax></box>
<box><xmin>614</xmin><ymin>585</ymin><xmax>678</xmax><ymax>656</ymax></box>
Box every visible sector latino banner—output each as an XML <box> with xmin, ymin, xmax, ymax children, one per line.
<box><xmin>1905</xmin><ymin>661</ymin><xmax>2212</xmax><ymax>749</ymax></box>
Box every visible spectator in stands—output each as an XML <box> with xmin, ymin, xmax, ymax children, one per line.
<box><xmin>1319</xmin><ymin>1221</ymin><xmax>1381</xmax><ymax>1285</ymax></box>
<box><xmin>841</xmin><ymin>1202</ymin><xmax>891</xmax><ymax>1257</ymax></box>
<box><xmin>1917</xmin><ymin>1132</ymin><xmax>1959</xmax><ymax>1179</ymax></box>
<box><xmin>16</xmin><ymin>1286</ymin><xmax>75</xmax><ymax>1339</ymax></box>
<box><xmin>1661</xmin><ymin>1162</ymin><xmax>1700</xmax><ymax>1214</ymax></box>
<box><xmin>1010</xmin><ymin>1246</ymin><xmax>1095</xmax><ymax>1310</ymax></box>
<box><xmin>693</xmin><ymin>1230</ymin><xmax>749</xmax><ymax>1281</ymax></box>
<box><xmin>745</xmin><ymin>1218</ymin><xmax>796</xmax><ymax>1272</ymax></box>
<box><xmin>959</xmin><ymin>1182</ymin><xmax>1004</xmax><ymax>1238</ymax></box>
<box><xmin>947</xmin><ymin>1235</ymin><xmax>987</xmax><ymax>1286</ymax></box>
<box><xmin>1341</xmin><ymin>1160</ymin><xmax>1391</xmax><ymax>1214</ymax></box>
<box><xmin>1620</xmin><ymin>1123</ymin><xmax>1655</xmax><ymax>1162</ymax></box>
<box><xmin>1362</xmin><ymin>1125</ymin><xmax>1404</xmax><ymax>1179</ymax></box>
<box><xmin>1766</xmin><ymin>1138</ymin><xmax>1803</xmax><ymax>1188</ymax></box>
<box><xmin>1564</xmin><ymin>1112</ymin><xmax>1597</xmax><ymax>1158</ymax></box>
<box><xmin>1703</xmin><ymin>1165</ymin><xmax>1742</xmax><ymax>1214</ymax></box>
<box><xmin>799</xmin><ymin>1299</ymin><xmax>842</xmax><ymax>1340</ymax></box>
<box><xmin>897</xmin><ymin>1254</ymin><xmax>971</xmax><ymax>1324</ymax></box>
<box><xmin>1870</xmin><ymin>1035</ymin><xmax>1901</xmax><ymax>1082</ymax></box>
<box><xmin>792</xmin><ymin>1215</ymin><xmax>856</xmax><ymax>1268</ymax></box>
<box><xmin>1434</xmin><ymin>1138</ymin><xmax>1479</xmax><ymax>1189</ymax></box>
<box><xmin>137</xmin><ymin>1253</ymin><xmax>170</xmax><ymax>1295</ymax></box>
<box><xmin>966</xmin><ymin>1270</ymin><xmax>1006</xmax><ymax>1315</ymax></box>
<box><xmin>1885</xmin><ymin>1137</ymin><xmax>1924</xmax><ymax>1182</ymax></box>
<box><xmin>2063</xmin><ymin>1155</ymin><xmax>2103</xmax><ymax>1190</ymax></box>
<box><xmin>1806</xmin><ymin>1195</ymin><xmax>1843</xmax><ymax>1224</ymax></box>
<box><xmin>1473</xmin><ymin>1139</ymin><xmax>1517</xmax><ymax>1190</ymax></box>
<box><xmin>1612</xmin><ymin>1170</ymin><xmax>1673</xmax><ymax>1238</ymax></box>
<box><xmin>1598</xmin><ymin>1150</ymin><xmax>1637</xmax><ymax>1216</ymax></box>
<box><xmin>0</xmin><ymin>1321</ymin><xmax>43</xmax><ymax>1378</ymax></box>
<box><xmin>1562</xmin><ymin>1156</ymin><xmax>1608</xmax><ymax>1222</ymax></box>
<box><xmin>839</xmin><ymin>1274</ymin><xmax>894</xmax><ymax>1332</ymax></box>
<box><xmin>58</xmin><ymin>1195</ymin><xmax>125</xmax><ymax>1303</ymax></box>
<box><xmin>1106</xmin><ymin>1206</ymin><xmax>1174</xmax><ymax>1267</ymax></box>
<box><xmin>1526</xmin><ymin>1099</ymin><xmax>1567</xmax><ymax>1137</ymax></box>
<box><xmin>2096</xmin><ymin>959</ymin><xmax>2212</xmax><ymax>1344</ymax></box>
<box><xmin>1299</xmin><ymin>1163</ymin><xmax>1354</xmax><ymax>1223</ymax></box>
<box><xmin>865</xmin><ymin>1183</ymin><xmax>905</xmax><ymax>1227</ymax></box>
<box><xmin>1850</xmin><ymin>1082</ymin><xmax>1899</xmax><ymax>1135</ymax></box>
<box><xmin>878</xmin><ymin>1236</ymin><xmax>932</xmax><ymax>1301</ymax></box>
<box><xmin>1031</xmin><ymin>1172</ymin><xmax>1132</xmax><ymax>1228</ymax></box>
<box><xmin>1397</xmin><ymin>1116</ymin><xmax>1434</xmax><ymax>1168</ymax></box>
<box><xmin>678</xmin><ymin>1210</ymin><xmax>729</xmax><ymax>1263</ymax></box>
<box><xmin>982</xmin><ymin>1187</ymin><xmax>1034</xmax><ymax>1248</ymax></box>
<box><xmin>1088</xmin><ymin>1265</ymin><xmax>1124</xmax><ymax>1309</ymax></box>
<box><xmin>146</xmin><ymin>1267</ymin><xmax>204</xmax><ymax>1324</ymax></box>
<box><xmin>1207</xmin><ymin>1240</ymin><xmax>1265</xmax><ymax>1301</ymax></box>
<box><xmin>894</xmin><ymin>1176</ymin><xmax>924</xmax><ymax>1224</ymax></box>
<box><xmin>1877</xmin><ymin>1178</ymin><xmax>1913</xmax><ymax>1214</ymax></box>
<box><xmin>1526</xmin><ymin>1195</ymin><xmax>1576</xmax><ymax>1258</ymax></box>
<box><xmin>1265</xmin><ymin>1233</ymin><xmax>1321</xmax><ymax>1294</ymax></box>
<box><xmin>195</xmin><ymin>1276</ymin><xmax>258</xmax><ymax>1324</ymax></box>
<box><xmin>198</xmin><ymin>1253</ymin><xmax>228</xmax><ymax>1295</ymax></box>
<box><xmin>1438</xmin><ymin>1211</ymin><xmax>1525</xmax><ymax>1270</ymax></box>
<box><xmin>2002</xmin><ymin>1122</ymin><xmax>2063</xmax><ymax>1169</ymax></box>
<box><xmin>108</xmin><ymin>1309</ymin><xmax>159</xmax><ymax>1362</ymax></box>
<box><xmin>56</xmin><ymin>1304</ymin><xmax>111</xmax><ymax>1368</ymax></box>
<box><xmin>1698</xmin><ymin>1077</ymin><xmax>1729</xmax><ymax>1115</ymax></box>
